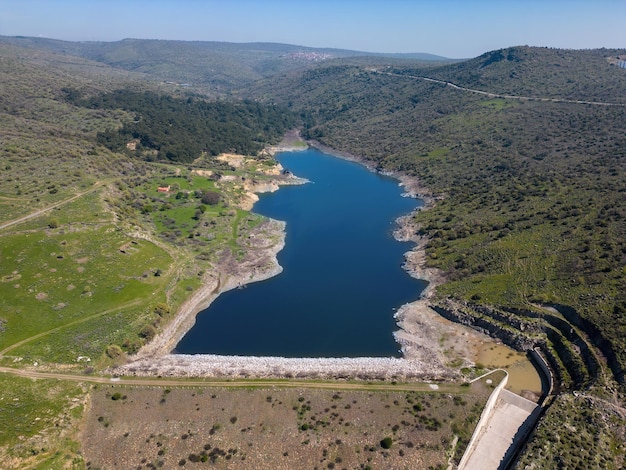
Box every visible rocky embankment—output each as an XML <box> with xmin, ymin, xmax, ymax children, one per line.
<box><xmin>117</xmin><ymin>354</ymin><xmax>455</xmax><ymax>381</ymax></box>
<box><xmin>133</xmin><ymin>217</ymin><xmax>287</xmax><ymax>360</ymax></box>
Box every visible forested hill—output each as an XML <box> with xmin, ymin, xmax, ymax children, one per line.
<box><xmin>254</xmin><ymin>46</ymin><xmax>626</xmax><ymax>387</ymax></box>
<box><xmin>65</xmin><ymin>89</ymin><xmax>296</xmax><ymax>162</ymax></box>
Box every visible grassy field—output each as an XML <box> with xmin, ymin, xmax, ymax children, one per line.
<box><xmin>0</xmin><ymin>216</ymin><xmax>173</xmax><ymax>362</ymax></box>
<box><xmin>0</xmin><ymin>374</ymin><xmax>86</xmax><ymax>469</ymax></box>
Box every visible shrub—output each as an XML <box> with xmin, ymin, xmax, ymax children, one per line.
<box><xmin>380</xmin><ymin>437</ymin><xmax>393</xmax><ymax>449</ymax></box>
<box><xmin>154</xmin><ymin>303</ymin><xmax>169</xmax><ymax>317</ymax></box>
<box><xmin>139</xmin><ymin>324</ymin><xmax>157</xmax><ymax>341</ymax></box>
<box><xmin>105</xmin><ymin>344</ymin><xmax>124</xmax><ymax>359</ymax></box>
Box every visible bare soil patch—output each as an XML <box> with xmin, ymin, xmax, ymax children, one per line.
<box><xmin>82</xmin><ymin>384</ymin><xmax>489</xmax><ymax>469</ymax></box>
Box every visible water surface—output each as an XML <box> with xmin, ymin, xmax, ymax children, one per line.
<box><xmin>176</xmin><ymin>148</ymin><xmax>426</xmax><ymax>357</ymax></box>
<box><xmin>477</xmin><ymin>343</ymin><xmax>543</xmax><ymax>397</ymax></box>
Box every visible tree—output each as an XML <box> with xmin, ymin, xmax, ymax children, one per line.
<box><xmin>201</xmin><ymin>190</ymin><xmax>221</xmax><ymax>206</ymax></box>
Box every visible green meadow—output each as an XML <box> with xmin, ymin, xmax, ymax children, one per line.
<box><xmin>0</xmin><ymin>374</ymin><xmax>85</xmax><ymax>465</ymax></box>
<box><xmin>0</xmin><ymin>217</ymin><xmax>173</xmax><ymax>360</ymax></box>
<box><xmin>0</xmin><ymin>150</ymin><xmax>284</xmax><ymax>369</ymax></box>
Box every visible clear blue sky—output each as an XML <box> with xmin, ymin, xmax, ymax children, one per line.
<box><xmin>0</xmin><ymin>0</ymin><xmax>624</xmax><ymax>58</ymax></box>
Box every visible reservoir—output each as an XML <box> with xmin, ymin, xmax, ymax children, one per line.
<box><xmin>176</xmin><ymin>148</ymin><xmax>427</xmax><ymax>357</ymax></box>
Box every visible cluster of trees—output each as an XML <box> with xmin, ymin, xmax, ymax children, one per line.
<box><xmin>64</xmin><ymin>89</ymin><xmax>296</xmax><ymax>162</ymax></box>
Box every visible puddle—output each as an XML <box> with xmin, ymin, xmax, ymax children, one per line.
<box><xmin>477</xmin><ymin>342</ymin><xmax>542</xmax><ymax>399</ymax></box>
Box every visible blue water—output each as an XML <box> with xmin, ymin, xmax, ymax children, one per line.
<box><xmin>176</xmin><ymin>148</ymin><xmax>427</xmax><ymax>357</ymax></box>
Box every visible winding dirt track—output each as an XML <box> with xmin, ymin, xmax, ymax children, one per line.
<box><xmin>0</xmin><ymin>182</ymin><xmax>107</xmax><ymax>232</ymax></box>
<box><xmin>372</xmin><ymin>69</ymin><xmax>626</xmax><ymax>107</ymax></box>
<box><xmin>0</xmin><ymin>365</ymin><xmax>459</xmax><ymax>393</ymax></box>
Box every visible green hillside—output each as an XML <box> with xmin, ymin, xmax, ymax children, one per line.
<box><xmin>0</xmin><ymin>43</ymin><xmax>303</xmax><ymax>465</ymax></box>
<box><xmin>252</xmin><ymin>46</ymin><xmax>626</xmax><ymax>467</ymax></box>
<box><xmin>0</xmin><ymin>42</ymin><xmax>297</xmax><ymax>362</ymax></box>
<box><xmin>254</xmin><ymin>47</ymin><xmax>626</xmax><ymax>379</ymax></box>
<box><xmin>1</xmin><ymin>39</ymin><xmax>625</xmax><ymax>467</ymax></box>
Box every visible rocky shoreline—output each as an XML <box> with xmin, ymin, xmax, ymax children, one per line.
<box><xmin>133</xmin><ymin>217</ymin><xmax>288</xmax><ymax>360</ymax></box>
<box><xmin>114</xmin><ymin>139</ymin><xmax>491</xmax><ymax>381</ymax></box>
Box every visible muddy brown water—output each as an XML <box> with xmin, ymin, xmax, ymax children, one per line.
<box><xmin>476</xmin><ymin>342</ymin><xmax>542</xmax><ymax>399</ymax></box>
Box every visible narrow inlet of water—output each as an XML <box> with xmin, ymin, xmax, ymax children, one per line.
<box><xmin>176</xmin><ymin>148</ymin><xmax>427</xmax><ymax>357</ymax></box>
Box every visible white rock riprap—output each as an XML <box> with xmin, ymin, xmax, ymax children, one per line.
<box><xmin>114</xmin><ymin>354</ymin><xmax>455</xmax><ymax>381</ymax></box>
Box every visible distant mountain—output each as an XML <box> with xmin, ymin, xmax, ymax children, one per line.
<box><xmin>0</xmin><ymin>36</ymin><xmax>451</xmax><ymax>94</ymax></box>
<box><xmin>381</xmin><ymin>51</ymin><xmax>457</xmax><ymax>61</ymax></box>
<box><xmin>253</xmin><ymin>45</ymin><xmax>626</xmax><ymax>114</ymax></box>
